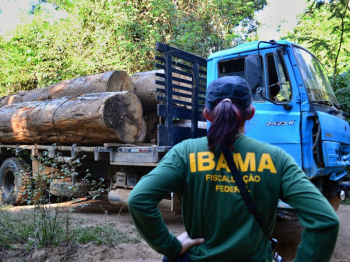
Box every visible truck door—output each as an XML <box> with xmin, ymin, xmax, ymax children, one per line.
<box><xmin>216</xmin><ymin>49</ymin><xmax>302</xmax><ymax>166</ymax></box>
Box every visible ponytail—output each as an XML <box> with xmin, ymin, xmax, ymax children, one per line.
<box><xmin>207</xmin><ymin>99</ymin><xmax>252</xmax><ymax>152</ymax></box>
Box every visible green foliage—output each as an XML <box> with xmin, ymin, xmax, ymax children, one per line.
<box><xmin>334</xmin><ymin>68</ymin><xmax>350</xmax><ymax>113</ymax></box>
<box><xmin>283</xmin><ymin>0</ymin><xmax>350</xmax><ymax>86</ymax></box>
<box><xmin>342</xmin><ymin>197</ymin><xmax>350</xmax><ymax>205</ymax></box>
<box><xmin>0</xmin><ymin>207</ymin><xmax>140</xmax><ymax>249</ymax></box>
<box><xmin>74</xmin><ymin>224</ymin><xmax>140</xmax><ymax>247</ymax></box>
<box><xmin>0</xmin><ymin>207</ymin><xmax>34</xmax><ymax>249</ymax></box>
<box><xmin>0</xmin><ymin>149</ymin><xmax>137</xmax><ymax>250</ymax></box>
<box><xmin>0</xmin><ymin>0</ymin><xmax>266</xmax><ymax>96</ymax></box>
<box><xmin>0</xmin><ymin>11</ymin><xmax>86</xmax><ymax>95</ymax></box>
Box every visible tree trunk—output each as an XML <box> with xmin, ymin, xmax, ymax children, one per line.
<box><xmin>131</xmin><ymin>70</ymin><xmax>192</xmax><ymax>110</ymax></box>
<box><xmin>0</xmin><ymin>71</ymin><xmax>134</xmax><ymax>107</ymax></box>
<box><xmin>144</xmin><ymin>110</ymin><xmax>158</xmax><ymax>143</ymax></box>
<box><xmin>136</xmin><ymin>117</ymin><xmax>147</xmax><ymax>143</ymax></box>
<box><xmin>0</xmin><ymin>92</ymin><xmax>142</xmax><ymax>144</ymax></box>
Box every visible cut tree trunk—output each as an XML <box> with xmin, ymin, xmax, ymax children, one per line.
<box><xmin>136</xmin><ymin>117</ymin><xmax>147</xmax><ymax>143</ymax></box>
<box><xmin>131</xmin><ymin>70</ymin><xmax>192</xmax><ymax>111</ymax></box>
<box><xmin>0</xmin><ymin>92</ymin><xmax>142</xmax><ymax>144</ymax></box>
<box><xmin>0</xmin><ymin>71</ymin><xmax>134</xmax><ymax>107</ymax></box>
<box><xmin>143</xmin><ymin>110</ymin><xmax>158</xmax><ymax>143</ymax></box>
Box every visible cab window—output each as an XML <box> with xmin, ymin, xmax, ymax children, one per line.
<box><xmin>265</xmin><ymin>52</ymin><xmax>292</xmax><ymax>102</ymax></box>
<box><xmin>218</xmin><ymin>56</ymin><xmax>265</xmax><ymax>102</ymax></box>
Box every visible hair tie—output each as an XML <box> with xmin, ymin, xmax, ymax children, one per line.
<box><xmin>222</xmin><ymin>98</ymin><xmax>232</xmax><ymax>103</ymax></box>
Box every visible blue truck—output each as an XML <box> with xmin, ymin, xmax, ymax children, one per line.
<box><xmin>206</xmin><ymin>40</ymin><xmax>350</xmax><ymax>217</ymax></box>
<box><xmin>0</xmin><ymin>40</ymin><xmax>349</xmax><ymax>218</ymax></box>
<box><xmin>153</xmin><ymin>40</ymin><xmax>350</xmax><ymax>217</ymax></box>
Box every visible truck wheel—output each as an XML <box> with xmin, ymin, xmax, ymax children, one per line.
<box><xmin>50</xmin><ymin>180</ymin><xmax>92</xmax><ymax>198</ymax></box>
<box><xmin>0</xmin><ymin>158</ymin><xmax>30</xmax><ymax>205</ymax></box>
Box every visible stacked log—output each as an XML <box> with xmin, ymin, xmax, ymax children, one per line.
<box><xmin>143</xmin><ymin>110</ymin><xmax>158</xmax><ymax>143</ymax></box>
<box><xmin>0</xmin><ymin>69</ymin><xmax>197</xmax><ymax>145</ymax></box>
<box><xmin>1</xmin><ymin>70</ymin><xmax>190</xmax><ymax>112</ymax></box>
<box><xmin>131</xmin><ymin>70</ymin><xmax>192</xmax><ymax>111</ymax></box>
<box><xmin>0</xmin><ymin>71</ymin><xmax>133</xmax><ymax>107</ymax></box>
<box><xmin>131</xmin><ymin>70</ymin><xmax>193</xmax><ymax>144</ymax></box>
<box><xmin>0</xmin><ymin>92</ymin><xmax>142</xmax><ymax>144</ymax></box>
<box><xmin>136</xmin><ymin>117</ymin><xmax>147</xmax><ymax>143</ymax></box>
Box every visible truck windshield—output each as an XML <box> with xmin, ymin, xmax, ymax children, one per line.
<box><xmin>293</xmin><ymin>47</ymin><xmax>339</xmax><ymax>105</ymax></box>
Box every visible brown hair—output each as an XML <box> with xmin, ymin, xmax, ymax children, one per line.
<box><xmin>206</xmin><ymin>98</ymin><xmax>253</xmax><ymax>152</ymax></box>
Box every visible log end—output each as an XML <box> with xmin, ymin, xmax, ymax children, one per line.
<box><xmin>107</xmin><ymin>71</ymin><xmax>134</xmax><ymax>93</ymax></box>
<box><xmin>131</xmin><ymin>70</ymin><xmax>164</xmax><ymax>111</ymax></box>
<box><xmin>103</xmin><ymin>92</ymin><xmax>143</xmax><ymax>143</ymax></box>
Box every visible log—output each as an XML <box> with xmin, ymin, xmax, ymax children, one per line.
<box><xmin>0</xmin><ymin>71</ymin><xmax>134</xmax><ymax>107</ymax></box>
<box><xmin>131</xmin><ymin>70</ymin><xmax>192</xmax><ymax>111</ymax></box>
<box><xmin>143</xmin><ymin>110</ymin><xmax>158</xmax><ymax>143</ymax></box>
<box><xmin>0</xmin><ymin>92</ymin><xmax>142</xmax><ymax>144</ymax></box>
<box><xmin>136</xmin><ymin>117</ymin><xmax>147</xmax><ymax>143</ymax></box>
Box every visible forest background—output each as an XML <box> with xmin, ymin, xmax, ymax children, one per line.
<box><xmin>0</xmin><ymin>0</ymin><xmax>349</xmax><ymax>112</ymax></box>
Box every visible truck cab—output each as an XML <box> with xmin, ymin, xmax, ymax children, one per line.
<box><xmin>207</xmin><ymin>40</ymin><xmax>350</xmax><ymax>215</ymax></box>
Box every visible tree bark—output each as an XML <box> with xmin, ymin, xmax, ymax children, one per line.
<box><xmin>0</xmin><ymin>71</ymin><xmax>134</xmax><ymax>107</ymax></box>
<box><xmin>143</xmin><ymin>110</ymin><xmax>158</xmax><ymax>143</ymax></box>
<box><xmin>131</xmin><ymin>70</ymin><xmax>192</xmax><ymax>110</ymax></box>
<box><xmin>0</xmin><ymin>92</ymin><xmax>142</xmax><ymax>144</ymax></box>
<box><xmin>136</xmin><ymin>117</ymin><xmax>147</xmax><ymax>143</ymax></box>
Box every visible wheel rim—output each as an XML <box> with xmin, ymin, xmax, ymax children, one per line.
<box><xmin>3</xmin><ymin>169</ymin><xmax>15</xmax><ymax>195</ymax></box>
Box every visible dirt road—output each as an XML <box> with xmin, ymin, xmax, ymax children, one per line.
<box><xmin>1</xmin><ymin>199</ymin><xmax>349</xmax><ymax>262</ymax></box>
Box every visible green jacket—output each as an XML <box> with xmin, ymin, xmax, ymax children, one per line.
<box><xmin>128</xmin><ymin>135</ymin><xmax>339</xmax><ymax>262</ymax></box>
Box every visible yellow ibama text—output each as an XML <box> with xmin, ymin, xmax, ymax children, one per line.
<box><xmin>189</xmin><ymin>152</ymin><xmax>277</xmax><ymax>173</ymax></box>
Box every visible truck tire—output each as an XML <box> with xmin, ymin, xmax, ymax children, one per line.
<box><xmin>50</xmin><ymin>180</ymin><xmax>92</xmax><ymax>198</ymax></box>
<box><xmin>0</xmin><ymin>157</ymin><xmax>30</xmax><ymax>205</ymax></box>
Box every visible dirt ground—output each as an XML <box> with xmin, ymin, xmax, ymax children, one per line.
<box><xmin>1</xmin><ymin>198</ymin><xmax>349</xmax><ymax>262</ymax></box>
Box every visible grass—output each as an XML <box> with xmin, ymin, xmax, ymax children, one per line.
<box><xmin>341</xmin><ymin>197</ymin><xmax>350</xmax><ymax>205</ymax></box>
<box><xmin>0</xmin><ymin>205</ymin><xmax>140</xmax><ymax>249</ymax></box>
<box><xmin>0</xmin><ymin>150</ymin><xmax>141</xmax><ymax>252</ymax></box>
<box><xmin>0</xmin><ymin>205</ymin><xmax>33</xmax><ymax>249</ymax></box>
<box><xmin>0</xmin><ymin>150</ymin><xmax>142</xmax><ymax>262</ymax></box>
<box><xmin>74</xmin><ymin>224</ymin><xmax>140</xmax><ymax>247</ymax></box>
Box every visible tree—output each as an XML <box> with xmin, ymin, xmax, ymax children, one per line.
<box><xmin>316</xmin><ymin>0</ymin><xmax>350</xmax><ymax>90</ymax></box>
<box><xmin>283</xmin><ymin>0</ymin><xmax>350</xmax><ymax>112</ymax></box>
<box><xmin>0</xmin><ymin>0</ymin><xmax>266</xmax><ymax>95</ymax></box>
<box><xmin>284</xmin><ymin>0</ymin><xmax>350</xmax><ymax>89</ymax></box>
<box><xmin>334</xmin><ymin>68</ymin><xmax>350</xmax><ymax>112</ymax></box>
